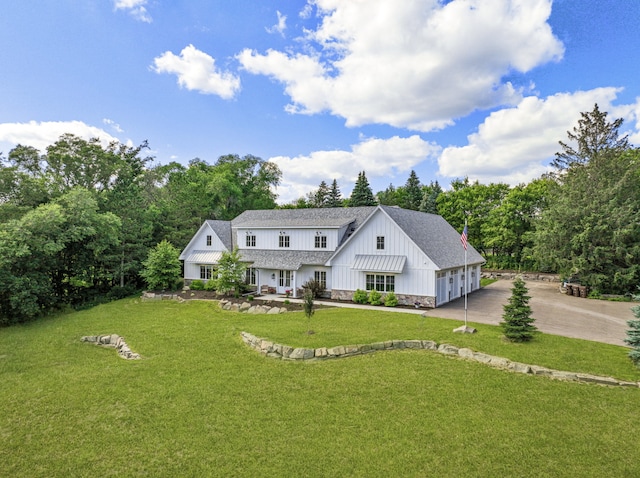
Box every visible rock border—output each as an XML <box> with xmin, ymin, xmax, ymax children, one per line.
<box><xmin>219</xmin><ymin>299</ymin><xmax>287</xmax><ymax>314</ymax></box>
<box><xmin>81</xmin><ymin>334</ymin><xmax>141</xmax><ymax>360</ymax></box>
<box><xmin>240</xmin><ymin>332</ymin><xmax>639</xmax><ymax>388</ymax></box>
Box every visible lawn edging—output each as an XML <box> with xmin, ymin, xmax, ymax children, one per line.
<box><xmin>241</xmin><ymin>331</ymin><xmax>639</xmax><ymax>388</ymax></box>
<box><xmin>81</xmin><ymin>334</ymin><xmax>141</xmax><ymax>360</ymax></box>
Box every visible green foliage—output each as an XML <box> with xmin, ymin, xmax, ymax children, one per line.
<box><xmin>368</xmin><ymin>289</ymin><xmax>383</xmax><ymax>306</ymax></box>
<box><xmin>140</xmin><ymin>240</ymin><xmax>182</xmax><ymax>291</ymax></box>
<box><xmin>303</xmin><ymin>289</ymin><xmax>315</xmax><ymax>320</ymax></box>
<box><xmin>247</xmin><ymin>295</ymin><xmax>254</xmax><ymax>302</ymax></box>
<box><xmin>349</xmin><ymin>171</ymin><xmax>376</xmax><ymax>206</ymax></box>
<box><xmin>327</xmin><ymin>179</ymin><xmax>342</xmax><ymax>207</ymax></box>
<box><xmin>384</xmin><ymin>291</ymin><xmax>398</xmax><ymax>307</ymax></box>
<box><xmin>419</xmin><ymin>180</ymin><xmax>442</xmax><ymax>214</ymax></box>
<box><xmin>205</xmin><ymin>279</ymin><xmax>219</xmax><ymax>291</ymax></box>
<box><xmin>214</xmin><ymin>247</ymin><xmax>246</xmax><ymax>296</ymax></box>
<box><xmin>190</xmin><ymin>280</ymin><xmax>205</xmax><ymax>290</ymax></box>
<box><xmin>353</xmin><ymin>289</ymin><xmax>368</xmax><ymax>304</ymax></box>
<box><xmin>625</xmin><ymin>298</ymin><xmax>640</xmax><ymax>366</ymax></box>
<box><xmin>500</xmin><ymin>278</ymin><xmax>537</xmax><ymax>342</ymax></box>
<box><xmin>402</xmin><ymin>170</ymin><xmax>422</xmax><ymax>210</ymax></box>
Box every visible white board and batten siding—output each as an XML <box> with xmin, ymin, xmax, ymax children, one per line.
<box><xmin>182</xmin><ymin>224</ymin><xmax>228</xmax><ymax>280</ymax></box>
<box><xmin>236</xmin><ymin>228</ymin><xmax>339</xmax><ymax>251</ymax></box>
<box><xmin>330</xmin><ymin>210</ymin><xmax>438</xmax><ymax>296</ymax></box>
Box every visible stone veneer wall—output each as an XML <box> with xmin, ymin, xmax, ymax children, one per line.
<box><xmin>331</xmin><ymin>289</ymin><xmax>436</xmax><ymax>308</ymax></box>
<box><xmin>240</xmin><ymin>332</ymin><xmax>639</xmax><ymax>388</ymax></box>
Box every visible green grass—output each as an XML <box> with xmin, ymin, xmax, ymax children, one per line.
<box><xmin>480</xmin><ymin>277</ymin><xmax>498</xmax><ymax>287</ymax></box>
<box><xmin>1</xmin><ymin>299</ymin><xmax>639</xmax><ymax>477</ymax></box>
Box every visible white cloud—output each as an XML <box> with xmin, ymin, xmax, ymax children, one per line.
<box><xmin>239</xmin><ymin>0</ymin><xmax>564</xmax><ymax>131</ymax></box>
<box><xmin>266</xmin><ymin>11</ymin><xmax>287</xmax><ymax>37</ymax></box>
<box><xmin>113</xmin><ymin>0</ymin><xmax>152</xmax><ymax>23</ymax></box>
<box><xmin>437</xmin><ymin>87</ymin><xmax>627</xmax><ymax>184</ymax></box>
<box><xmin>269</xmin><ymin>135</ymin><xmax>440</xmax><ymax>203</ymax></box>
<box><xmin>152</xmin><ymin>45</ymin><xmax>241</xmax><ymax>99</ymax></box>
<box><xmin>103</xmin><ymin>118</ymin><xmax>124</xmax><ymax>133</ymax></box>
<box><xmin>0</xmin><ymin>120</ymin><xmax>120</xmax><ymax>153</ymax></box>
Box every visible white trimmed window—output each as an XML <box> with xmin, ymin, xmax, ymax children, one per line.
<box><xmin>365</xmin><ymin>274</ymin><xmax>394</xmax><ymax>292</ymax></box>
<box><xmin>200</xmin><ymin>265</ymin><xmax>213</xmax><ymax>280</ymax></box>
<box><xmin>315</xmin><ymin>235</ymin><xmax>327</xmax><ymax>249</ymax></box>
<box><xmin>314</xmin><ymin>270</ymin><xmax>327</xmax><ymax>289</ymax></box>
<box><xmin>279</xmin><ymin>235</ymin><xmax>290</xmax><ymax>248</ymax></box>
<box><xmin>376</xmin><ymin>236</ymin><xmax>385</xmax><ymax>250</ymax></box>
<box><xmin>279</xmin><ymin>270</ymin><xmax>292</xmax><ymax>287</ymax></box>
<box><xmin>246</xmin><ymin>235</ymin><xmax>256</xmax><ymax>247</ymax></box>
<box><xmin>206</xmin><ymin>235</ymin><xmax>212</xmax><ymax>246</ymax></box>
<box><xmin>245</xmin><ymin>267</ymin><xmax>256</xmax><ymax>285</ymax></box>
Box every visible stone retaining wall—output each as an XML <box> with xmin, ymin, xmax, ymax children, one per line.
<box><xmin>481</xmin><ymin>271</ymin><xmax>560</xmax><ymax>282</ymax></box>
<box><xmin>81</xmin><ymin>334</ymin><xmax>141</xmax><ymax>360</ymax></box>
<box><xmin>240</xmin><ymin>332</ymin><xmax>638</xmax><ymax>388</ymax></box>
<box><xmin>219</xmin><ymin>299</ymin><xmax>287</xmax><ymax>314</ymax></box>
<box><xmin>141</xmin><ymin>291</ymin><xmax>185</xmax><ymax>301</ymax></box>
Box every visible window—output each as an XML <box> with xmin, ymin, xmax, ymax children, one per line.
<box><xmin>279</xmin><ymin>235</ymin><xmax>290</xmax><ymax>248</ymax></box>
<box><xmin>315</xmin><ymin>235</ymin><xmax>327</xmax><ymax>249</ymax></box>
<box><xmin>245</xmin><ymin>267</ymin><xmax>256</xmax><ymax>285</ymax></box>
<box><xmin>365</xmin><ymin>274</ymin><xmax>394</xmax><ymax>292</ymax></box>
<box><xmin>246</xmin><ymin>235</ymin><xmax>256</xmax><ymax>247</ymax></box>
<box><xmin>200</xmin><ymin>265</ymin><xmax>212</xmax><ymax>280</ymax></box>
<box><xmin>314</xmin><ymin>270</ymin><xmax>327</xmax><ymax>289</ymax></box>
<box><xmin>206</xmin><ymin>235</ymin><xmax>212</xmax><ymax>246</ymax></box>
<box><xmin>376</xmin><ymin>236</ymin><xmax>385</xmax><ymax>250</ymax></box>
<box><xmin>279</xmin><ymin>270</ymin><xmax>291</xmax><ymax>287</ymax></box>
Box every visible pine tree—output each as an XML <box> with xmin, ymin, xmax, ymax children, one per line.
<box><xmin>500</xmin><ymin>278</ymin><xmax>537</xmax><ymax>342</ymax></box>
<box><xmin>349</xmin><ymin>171</ymin><xmax>376</xmax><ymax>207</ymax></box>
<box><xmin>625</xmin><ymin>302</ymin><xmax>640</xmax><ymax>366</ymax></box>
<box><xmin>313</xmin><ymin>180</ymin><xmax>330</xmax><ymax>207</ymax></box>
<box><xmin>327</xmin><ymin>179</ymin><xmax>342</xmax><ymax>207</ymax></box>
<box><xmin>419</xmin><ymin>180</ymin><xmax>442</xmax><ymax>214</ymax></box>
<box><xmin>402</xmin><ymin>170</ymin><xmax>422</xmax><ymax>210</ymax></box>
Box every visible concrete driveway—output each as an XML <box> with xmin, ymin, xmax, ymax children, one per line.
<box><xmin>427</xmin><ymin>280</ymin><xmax>636</xmax><ymax>347</ymax></box>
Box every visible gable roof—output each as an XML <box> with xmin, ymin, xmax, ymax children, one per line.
<box><xmin>379</xmin><ymin>206</ymin><xmax>484</xmax><ymax>269</ymax></box>
<box><xmin>206</xmin><ymin>220</ymin><xmax>232</xmax><ymax>250</ymax></box>
<box><xmin>232</xmin><ymin>207</ymin><xmax>376</xmax><ymax>229</ymax></box>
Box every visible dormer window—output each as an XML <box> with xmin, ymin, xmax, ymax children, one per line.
<box><xmin>246</xmin><ymin>234</ymin><xmax>256</xmax><ymax>247</ymax></box>
<box><xmin>376</xmin><ymin>236</ymin><xmax>385</xmax><ymax>250</ymax></box>
<box><xmin>206</xmin><ymin>235</ymin><xmax>212</xmax><ymax>246</ymax></box>
<box><xmin>315</xmin><ymin>235</ymin><xmax>327</xmax><ymax>249</ymax></box>
<box><xmin>279</xmin><ymin>234</ymin><xmax>290</xmax><ymax>248</ymax></box>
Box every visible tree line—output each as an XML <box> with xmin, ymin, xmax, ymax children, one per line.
<box><xmin>1</xmin><ymin>104</ymin><xmax>638</xmax><ymax>324</ymax></box>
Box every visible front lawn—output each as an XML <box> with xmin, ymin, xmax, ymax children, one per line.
<box><xmin>1</xmin><ymin>299</ymin><xmax>639</xmax><ymax>477</ymax></box>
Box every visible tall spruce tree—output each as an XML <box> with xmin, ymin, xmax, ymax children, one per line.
<box><xmin>327</xmin><ymin>179</ymin><xmax>342</xmax><ymax>207</ymax></box>
<box><xmin>500</xmin><ymin>278</ymin><xmax>537</xmax><ymax>342</ymax></box>
<box><xmin>349</xmin><ymin>171</ymin><xmax>376</xmax><ymax>207</ymax></box>
<box><xmin>313</xmin><ymin>180</ymin><xmax>330</xmax><ymax>208</ymax></box>
<box><xmin>626</xmin><ymin>299</ymin><xmax>640</xmax><ymax>366</ymax></box>
<box><xmin>402</xmin><ymin>170</ymin><xmax>422</xmax><ymax>210</ymax></box>
<box><xmin>419</xmin><ymin>180</ymin><xmax>442</xmax><ymax>214</ymax></box>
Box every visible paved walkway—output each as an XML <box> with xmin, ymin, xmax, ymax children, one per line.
<box><xmin>264</xmin><ymin>281</ymin><xmax>637</xmax><ymax>347</ymax></box>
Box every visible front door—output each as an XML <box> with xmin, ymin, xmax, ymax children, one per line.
<box><xmin>278</xmin><ymin>270</ymin><xmax>292</xmax><ymax>294</ymax></box>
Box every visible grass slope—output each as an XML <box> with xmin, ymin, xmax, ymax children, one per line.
<box><xmin>1</xmin><ymin>299</ymin><xmax>639</xmax><ymax>477</ymax></box>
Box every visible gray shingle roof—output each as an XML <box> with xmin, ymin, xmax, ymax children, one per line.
<box><xmin>232</xmin><ymin>207</ymin><xmax>376</xmax><ymax>229</ymax></box>
<box><xmin>205</xmin><ymin>220</ymin><xmax>232</xmax><ymax>250</ymax></box>
<box><xmin>379</xmin><ymin>206</ymin><xmax>484</xmax><ymax>269</ymax></box>
<box><xmin>239</xmin><ymin>250</ymin><xmax>334</xmax><ymax>270</ymax></box>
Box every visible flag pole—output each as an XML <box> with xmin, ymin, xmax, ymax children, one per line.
<box><xmin>464</xmin><ymin>218</ymin><xmax>468</xmax><ymax>328</ymax></box>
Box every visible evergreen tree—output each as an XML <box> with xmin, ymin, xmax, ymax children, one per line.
<box><xmin>419</xmin><ymin>180</ymin><xmax>442</xmax><ymax>214</ymax></box>
<box><xmin>625</xmin><ymin>297</ymin><xmax>640</xmax><ymax>366</ymax></box>
<box><xmin>313</xmin><ymin>180</ymin><xmax>330</xmax><ymax>207</ymax></box>
<box><xmin>215</xmin><ymin>247</ymin><xmax>246</xmax><ymax>297</ymax></box>
<box><xmin>349</xmin><ymin>171</ymin><xmax>376</xmax><ymax>207</ymax></box>
<box><xmin>327</xmin><ymin>179</ymin><xmax>342</xmax><ymax>207</ymax></box>
<box><xmin>500</xmin><ymin>278</ymin><xmax>537</xmax><ymax>342</ymax></box>
<box><xmin>553</xmin><ymin>103</ymin><xmax>629</xmax><ymax>170</ymax></box>
<box><xmin>402</xmin><ymin>170</ymin><xmax>422</xmax><ymax>210</ymax></box>
<box><xmin>303</xmin><ymin>288</ymin><xmax>315</xmax><ymax>335</ymax></box>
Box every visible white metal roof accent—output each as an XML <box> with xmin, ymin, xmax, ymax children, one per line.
<box><xmin>351</xmin><ymin>254</ymin><xmax>407</xmax><ymax>273</ymax></box>
<box><xmin>183</xmin><ymin>250</ymin><xmax>223</xmax><ymax>264</ymax></box>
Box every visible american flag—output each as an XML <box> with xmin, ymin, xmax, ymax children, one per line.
<box><xmin>460</xmin><ymin>224</ymin><xmax>468</xmax><ymax>250</ymax></box>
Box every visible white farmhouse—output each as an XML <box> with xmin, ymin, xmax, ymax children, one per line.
<box><xmin>179</xmin><ymin>205</ymin><xmax>484</xmax><ymax>307</ymax></box>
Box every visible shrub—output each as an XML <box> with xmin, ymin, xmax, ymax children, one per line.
<box><xmin>301</xmin><ymin>279</ymin><xmax>326</xmax><ymax>299</ymax></box>
<box><xmin>247</xmin><ymin>295</ymin><xmax>254</xmax><ymax>302</ymax></box>
<box><xmin>190</xmin><ymin>280</ymin><xmax>205</xmax><ymax>291</ymax></box>
<box><xmin>283</xmin><ymin>299</ymin><xmax>290</xmax><ymax>305</ymax></box>
<box><xmin>140</xmin><ymin>240</ymin><xmax>182</xmax><ymax>290</ymax></box>
<box><xmin>204</xmin><ymin>279</ymin><xmax>217</xmax><ymax>291</ymax></box>
<box><xmin>384</xmin><ymin>292</ymin><xmax>398</xmax><ymax>307</ymax></box>
<box><xmin>353</xmin><ymin>289</ymin><xmax>368</xmax><ymax>304</ymax></box>
<box><xmin>368</xmin><ymin>289</ymin><xmax>382</xmax><ymax>306</ymax></box>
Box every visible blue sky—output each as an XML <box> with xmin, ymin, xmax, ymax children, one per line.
<box><xmin>1</xmin><ymin>0</ymin><xmax>639</xmax><ymax>203</ymax></box>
